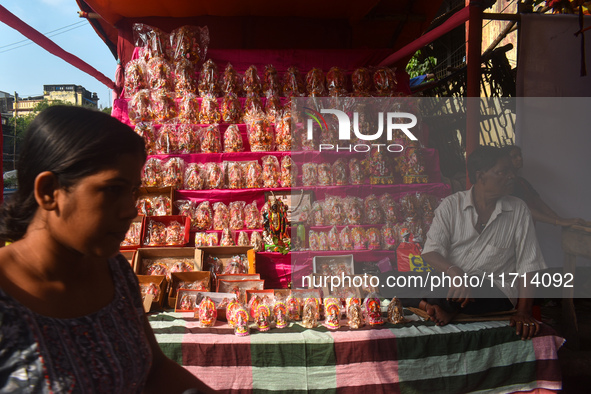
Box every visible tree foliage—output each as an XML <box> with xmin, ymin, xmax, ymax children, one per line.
<box><xmin>7</xmin><ymin>99</ymin><xmax>73</xmax><ymax>143</ymax></box>
<box><xmin>405</xmin><ymin>49</ymin><xmax>437</xmax><ymax>79</ymax></box>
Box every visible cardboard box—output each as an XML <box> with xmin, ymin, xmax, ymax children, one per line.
<box><xmin>274</xmin><ymin>289</ymin><xmax>292</xmax><ymax>301</ymax></box>
<box><xmin>133</xmin><ymin>247</ymin><xmax>200</xmax><ymax>275</ymax></box>
<box><xmin>175</xmin><ymin>290</ymin><xmax>236</xmax><ymax>313</ymax></box>
<box><xmin>137</xmin><ymin>275</ymin><xmax>167</xmax><ymax>312</ymax></box>
<box><xmin>137</xmin><ymin>186</ymin><xmax>175</xmax><ymax>216</ymax></box>
<box><xmin>217</xmin><ymin>279</ymin><xmax>265</xmax><ymax>305</ymax></box>
<box><xmin>196</xmin><ymin>246</ymin><xmax>257</xmax><ymax>274</ymax></box>
<box><xmin>141</xmin><ymin>215</ymin><xmax>191</xmax><ymax>247</ymax></box>
<box><xmin>168</xmin><ymin>271</ymin><xmax>211</xmax><ymax>309</ymax></box>
<box><xmin>120</xmin><ymin>250</ymin><xmax>136</xmax><ymax>266</ymax></box>
<box><xmin>312</xmin><ymin>254</ymin><xmax>355</xmax><ymax>276</ymax></box>
<box><xmin>216</xmin><ymin>273</ymin><xmax>261</xmax><ymax>293</ymax></box>
<box><xmin>120</xmin><ymin>215</ymin><xmax>145</xmax><ymax>251</ymax></box>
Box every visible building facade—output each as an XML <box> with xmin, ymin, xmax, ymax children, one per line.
<box><xmin>11</xmin><ymin>84</ymin><xmax>99</xmax><ymax>116</ymax></box>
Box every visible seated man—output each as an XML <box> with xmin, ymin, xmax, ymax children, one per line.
<box><xmin>414</xmin><ymin>145</ymin><xmax>546</xmax><ymax>340</ymax></box>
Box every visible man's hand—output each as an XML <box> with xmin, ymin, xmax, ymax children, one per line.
<box><xmin>509</xmin><ymin>311</ymin><xmax>539</xmax><ymax>340</ymax></box>
<box><xmin>445</xmin><ymin>266</ymin><xmax>473</xmax><ymax>308</ymax></box>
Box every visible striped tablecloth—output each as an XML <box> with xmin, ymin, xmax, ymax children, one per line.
<box><xmin>149</xmin><ymin>312</ymin><xmax>564</xmax><ymax>393</ymax></box>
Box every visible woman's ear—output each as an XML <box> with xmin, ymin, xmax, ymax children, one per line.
<box><xmin>34</xmin><ymin>171</ymin><xmax>60</xmax><ymax>211</ymax></box>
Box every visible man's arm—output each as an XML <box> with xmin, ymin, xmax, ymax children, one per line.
<box><xmin>510</xmin><ymin>281</ymin><xmax>540</xmax><ymax>340</ymax></box>
<box><xmin>422</xmin><ymin>251</ymin><xmax>471</xmax><ymax>308</ymax></box>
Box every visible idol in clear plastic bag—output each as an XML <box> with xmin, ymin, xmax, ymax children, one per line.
<box><xmin>124</xmin><ymin>59</ymin><xmax>147</xmax><ymax>98</ymax></box>
<box><xmin>351</xmin><ymin>67</ymin><xmax>373</xmax><ymax>97</ymax></box>
<box><xmin>198</xmin><ymin>59</ymin><xmax>220</xmax><ymax>97</ymax></box>
<box><xmin>201</xmin><ymin>124</ymin><xmax>222</xmax><ymax>153</ymax></box>
<box><xmin>184</xmin><ymin>163</ymin><xmax>205</xmax><ymax>190</ymax></box>
<box><xmin>128</xmin><ymin>89</ymin><xmax>152</xmax><ymax>125</ymax></box>
<box><xmin>263</xmin><ymin>64</ymin><xmax>281</xmax><ymax>96</ymax></box>
<box><xmin>156</xmin><ymin>123</ymin><xmax>179</xmax><ymax>154</ymax></box>
<box><xmin>174</xmin><ymin>58</ymin><xmax>197</xmax><ymax>97</ymax></box>
<box><xmin>229</xmin><ymin>201</ymin><xmax>246</xmax><ymax>230</ymax></box>
<box><xmin>220</xmin><ymin>63</ymin><xmax>242</xmax><ymax>96</ymax></box>
<box><xmin>305</xmin><ymin>68</ymin><xmax>326</xmax><ymax>97</ymax></box>
<box><xmin>282</xmin><ymin>66</ymin><xmax>305</xmax><ymax>97</ymax></box>
<box><xmin>221</xmin><ymin>93</ymin><xmax>242</xmax><ymax>124</ymax></box>
<box><xmin>223</xmin><ymin>124</ymin><xmax>243</xmax><ymax>152</ymax></box>
<box><xmin>243</xmin><ymin>65</ymin><xmax>262</xmax><ymax>96</ymax></box>
<box><xmin>147</xmin><ymin>57</ymin><xmax>174</xmax><ymax>92</ymax></box>
<box><xmin>134</xmin><ymin>122</ymin><xmax>157</xmax><ymax>155</ymax></box>
<box><xmin>244</xmin><ymin>161</ymin><xmax>263</xmax><ymax>189</ymax></box>
<box><xmin>162</xmin><ymin>157</ymin><xmax>185</xmax><ymax>188</ymax></box>
<box><xmin>261</xmin><ymin>155</ymin><xmax>280</xmax><ymax>188</ymax></box>
<box><xmin>212</xmin><ymin>202</ymin><xmax>230</xmax><ymax>230</ymax></box>
<box><xmin>199</xmin><ymin>95</ymin><xmax>221</xmax><ymax>125</ymax></box>
<box><xmin>142</xmin><ymin>157</ymin><xmax>162</xmax><ymax>187</ymax></box>
<box><xmin>178</xmin><ymin>93</ymin><xmax>200</xmax><ymax>124</ymax></box>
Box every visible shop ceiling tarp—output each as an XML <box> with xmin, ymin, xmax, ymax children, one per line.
<box><xmin>76</xmin><ymin>0</ymin><xmax>444</xmax><ymax>63</ymax></box>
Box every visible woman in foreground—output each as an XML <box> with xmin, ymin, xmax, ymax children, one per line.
<box><xmin>0</xmin><ymin>106</ymin><xmax>211</xmax><ymax>393</ymax></box>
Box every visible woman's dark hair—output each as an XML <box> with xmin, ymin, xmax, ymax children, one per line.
<box><xmin>467</xmin><ymin>145</ymin><xmax>506</xmax><ymax>184</ymax></box>
<box><xmin>0</xmin><ymin>105</ymin><xmax>146</xmax><ymax>242</ymax></box>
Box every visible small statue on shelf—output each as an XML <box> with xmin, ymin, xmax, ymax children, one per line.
<box><xmin>387</xmin><ymin>297</ymin><xmax>406</xmax><ymax>324</ymax></box>
<box><xmin>324</xmin><ymin>298</ymin><xmax>341</xmax><ymax>330</ymax></box>
<box><xmin>301</xmin><ymin>300</ymin><xmax>317</xmax><ymax>329</ymax></box>
<box><xmin>348</xmin><ymin>303</ymin><xmax>364</xmax><ymax>329</ymax></box>
<box><xmin>274</xmin><ymin>301</ymin><xmax>288</xmax><ymax>329</ymax></box>
<box><xmin>365</xmin><ymin>296</ymin><xmax>384</xmax><ymax>326</ymax></box>
<box><xmin>262</xmin><ymin>195</ymin><xmax>290</xmax><ymax>254</ymax></box>
<box><xmin>399</xmin><ymin>141</ymin><xmax>429</xmax><ymax>184</ymax></box>
<box><xmin>364</xmin><ymin>148</ymin><xmax>395</xmax><ymax>185</ymax></box>
<box><xmin>234</xmin><ymin>307</ymin><xmax>250</xmax><ymax>336</ymax></box>
<box><xmin>256</xmin><ymin>304</ymin><xmax>271</xmax><ymax>332</ymax></box>
<box><xmin>286</xmin><ymin>295</ymin><xmax>301</xmax><ymax>321</ymax></box>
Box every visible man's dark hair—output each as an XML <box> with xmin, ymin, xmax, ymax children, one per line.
<box><xmin>467</xmin><ymin>145</ymin><xmax>505</xmax><ymax>184</ymax></box>
<box><xmin>500</xmin><ymin>144</ymin><xmax>521</xmax><ymax>157</ymax></box>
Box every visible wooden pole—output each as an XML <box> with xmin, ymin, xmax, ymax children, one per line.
<box><xmin>0</xmin><ymin>105</ymin><xmax>3</xmax><ymax>203</ymax></box>
<box><xmin>465</xmin><ymin>1</ymin><xmax>483</xmax><ymax>187</ymax></box>
<box><xmin>13</xmin><ymin>92</ymin><xmax>17</xmax><ymax>171</ymax></box>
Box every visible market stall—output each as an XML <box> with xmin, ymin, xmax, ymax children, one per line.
<box><xmin>72</xmin><ymin>1</ymin><xmax>566</xmax><ymax>393</ymax></box>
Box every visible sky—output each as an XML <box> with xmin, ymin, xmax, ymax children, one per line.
<box><xmin>0</xmin><ymin>0</ymin><xmax>116</xmax><ymax>109</ymax></box>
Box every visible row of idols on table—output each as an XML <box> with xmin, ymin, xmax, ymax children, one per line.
<box><xmin>176</xmin><ymin>288</ymin><xmax>406</xmax><ymax>336</ymax></box>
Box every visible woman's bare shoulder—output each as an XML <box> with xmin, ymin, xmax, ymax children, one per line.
<box><xmin>0</xmin><ymin>243</ymin><xmax>17</xmax><ymax>265</ymax></box>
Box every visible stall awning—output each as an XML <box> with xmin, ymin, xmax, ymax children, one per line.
<box><xmin>76</xmin><ymin>0</ymin><xmax>444</xmax><ymax>64</ymax></box>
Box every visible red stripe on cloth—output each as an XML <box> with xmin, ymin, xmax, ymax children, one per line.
<box><xmin>0</xmin><ymin>4</ymin><xmax>115</xmax><ymax>89</ymax></box>
<box><xmin>331</xmin><ymin>329</ymin><xmax>398</xmax><ymax>364</ymax></box>
<box><xmin>534</xmin><ymin>359</ymin><xmax>563</xmax><ymax>387</ymax></box>
<box><xmin>182</xmin><ymin>329</ymin><xmax>253</xmax><ymax>367</ymax></box>
<box><xmin>184</xmin><ymin>366</ymin><xmax>253</xmax><ymax>392</ymax></box>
